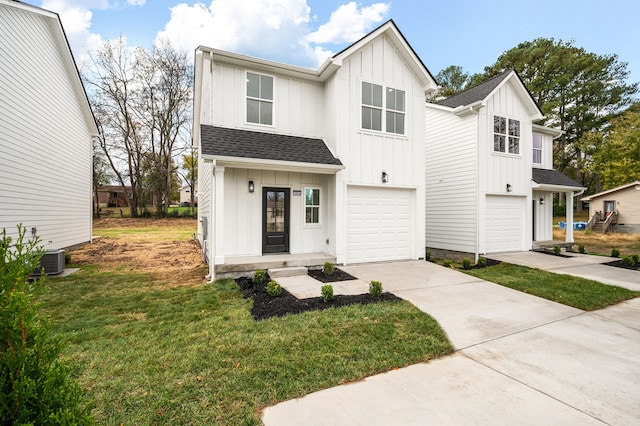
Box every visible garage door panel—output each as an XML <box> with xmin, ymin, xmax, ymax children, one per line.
<box><xmin>486</xmin><ymin>196</ymin><xmax>524</xmax><ymax>253</ymax></box>
<box><xmin>347</xmin><ymin>187</ymin><xmax>413</xmax><ymax>263</ymax></box>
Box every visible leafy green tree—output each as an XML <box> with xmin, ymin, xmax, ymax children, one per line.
<box><xmin>591</xmin><ymin>103</ymin><xmax>640</xmax><ymax>188</ymax></box>
<box><xmin>472</xmin><ymin>38</ymin><xmax>638</xmax><ymax>202</ymax></box>
<box><xmin>434</xmin><ymin>65</ymin><xmax>470</xmax><ymax>98</ymax></box>
<box><xmin>1</xmin><ymin>225</ymin><xmax>93</xmax><ymax>425</ymax></box>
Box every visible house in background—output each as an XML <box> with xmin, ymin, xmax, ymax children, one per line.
<box><xmin>179</xmin><ymin>185</ymin><xmax>198</xmax><ymax>206</ymax></box>
<box><xmin>424</xmin><ymin>70</ymin><xmax>584</xmax><ymax>259</ymax></box>
<box><xmin>582</xmin><ymin>181</ymin><xmax>640</xmax><ymax>233</ymax></box>
<box><xmin>194</xmin><ymin>20</ymin><xmax>438</xmax><ymax>279</ymax></box>
<box><xmin>96</xmin><ymin>185</ymin><xmax>132</xmax><ymax>208</ymax></box>
<box><xmin>0</xmin><ymin>0</ymin><xmax>98</xmax><ymax>251</ymax></box>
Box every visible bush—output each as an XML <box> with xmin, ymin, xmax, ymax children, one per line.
<box><xmin>321</xmin><ymin>284</ymin><xmax>334</xmax><ymax>302</ymax></box>
<box><xmin>477</xmin><ymin>257</ymin><xmax>487</xmax><ymax>268</ymax></box>
<box><xmin>425</xmin><ymin>250</ymin><xmax>431</xmax><ymax>262</ymax></box>
<box><xmin>579</xmin><ymin>245</ymin><xmax>586</xmax><ymax>254</ymax></box>
<box><xmin>553</xmin><ymin>246</ymin><xmax>562</xmax><ymax>256</ymax></box>
<box><xmin>632</xmin><ymin>254</ymin><xmax>640</xmax><ymax>265</ymax></box>
<box><xmin>461</xmin><ymin>258</ymin><xmax>472</xmax><ymax>270</ymax></box>
<box><xmin>369</xmin><ymin>280</ymin><xmax>383</xmax><ymax>298</ymax></box>
<box><xmin>621</xmin><ymin>256</ymin><xmax>635</xmax><ymax>267</ymax></box>
<box><xmin>252</xmin><ymin>269</ymin><xmax>266</xmax><ymax>285</ymax></box>
<box><xmin>266</xmin><ymin>280</ymin><xmax>282</xmax><ymax>297</ymax></box>
<box><xmin>322</xmin><ymin>261</ymin><xmax>335</xmax><ymax>277</ymax></box>
<box><xmin>65</xmin><ymin>252</ymin><xmax>72</xmax><ymax>265</ymax></box>
<box><xmin>611</xmin><ymin>248</ymin><xmax>621</xmax><ymax>258</ymax></box>
<box><xmin>442</xmin><ymin>259</ymin><xmax>453</xmax><ymax>268</ymax></box>
<box><xmin>1</xmin><ymin>225</ymin><xmax>93</xmax><ymax>425</ymax></box>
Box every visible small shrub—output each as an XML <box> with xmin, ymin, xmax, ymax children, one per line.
<box><xmin>425</xmin><ymin>250</ymin><xmax>431</xmax><ymax>261</ymax></box>
<box><xmin>252</xmin><ymin>269</ymin><xmax>266</xmax><ymax>285</ymax></box>
<box><xmin>578</xmin><ymin>245</ymin><xmax>586</xmax><ymax>254</ymax></box>
<box><xmin>322</xmin><ymin>261</ymin><xmax>335</xmax><ymax>277</ymax></box>
<box><xmin>553</xmin><ymin>246</ymin><xmax>561</xmax><ymax>256</ymax></box>
<box><xmin>369</xmin><ymin>280</ymin><xmax>383</xmax><ymax>298</ymax></box>
<box><xmin>621</xmin><ymin>256</ymin><xmax>635</xmax><ymax>267</ymax></box>
<box><xmin>477</xmin><ymin>257</ymin><xmax>488</xmax><ymax>268</ymax></box>
<box><xmin>611</xmin><ymin>248</ymin><xmax>621</xmax><ymax>258</ymax></box>
<box><xmin>461</xmin><ymin>258</ymin><xmax>472</xmax><ymax>270</ymax></box>
<box><xmin>632</xmin><ymin>254</ymin><xmax>640</xmax><ymax>265</ymax></box>
<box><xmin>321</xmin><ymin>284</ymin><xmax>334</xmax><ymax>302</ymax></box>
<box><xmin>442</xmin><ymin>259</ymin><xmax>453</xmax><ymax>268</ymax></box>
<box><xmin>266</xmin><ymin>280</ymin><xmax>282</xmax><ymax>297</ymax></box>
<box><xmin>64</xmin><ymin>252</ymin><xmax>72</xmax><ymax>264</ymax></box>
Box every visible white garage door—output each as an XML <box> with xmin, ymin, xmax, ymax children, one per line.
<box><xmin>485</xmin><ymin>195</ymin><xmax>524</xmax><ymax>253</ymax></box>
<box><xmin>347</xmin><ymin>187</ymin><xmax>412</xmax><ymax>263</ymax></box>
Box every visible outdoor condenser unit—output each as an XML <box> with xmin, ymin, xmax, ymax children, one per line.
<box><xmin>33</xmin><ymin>249</ymin><xmax>65</xmax><ymax>276</ymax></box>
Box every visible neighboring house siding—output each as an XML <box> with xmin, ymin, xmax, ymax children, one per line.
<box><xmin>425</xmin><ymin>107</ymin><xmax>478</xmax><ymax>253</ymax></box>
<box><xmin>588</xmin><ymin>185</ymin><xmax>640</xmax><ymax>225</ymax></box>
<box><xmin>0</xmin><ymin>4</ymin><xmax>92</xmax><ymax>250</ymax></box>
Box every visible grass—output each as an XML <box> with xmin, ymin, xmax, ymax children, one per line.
<box><xmin>464</xmin><ymin>263</ymin><xmax>640</xmax><ymax>311</ymax></box>
<box><xmin>39</xmin><ymin>221</ymin><xmax>453</xmax><ymax>425</ymax></box>
<box><xmin>553</xmin><ymin>214</ymin><xmax>640</xmax><ymax>256</ymax></box>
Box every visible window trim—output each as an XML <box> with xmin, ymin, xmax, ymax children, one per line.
<box><xmin>304</xmin><ymin>187</ymin><xmax>321</xmax><ymax>226</ymax></box>
<box><xmin>361</xmin><ymin>80</ymin><xmax>406</xmax><ymax>135</ymax></box>
<box><xmin>246</xmin><ymin>71</ymin><xmax>274</xmax><ymax>127</ymax></box>
<box><xmin>493</xmin><ymin>115</ymin><xmax>520</xmax><ymax>156</ymax></box>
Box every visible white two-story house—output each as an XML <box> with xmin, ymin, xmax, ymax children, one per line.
<box><xmin>424</xmin><ymin>70</ymin><xmax>584</xmax><ymax>259</ymax></box>
<box><xmin>194</xmin><ymin>20</ymin><xmax>438</xmax><ymax>279</ymax></box>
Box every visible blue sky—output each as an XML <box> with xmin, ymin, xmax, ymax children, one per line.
<box><xmin>35</xmin><ymin>0</ymin><xmax>640</xmax><ymax>86</ymax></box>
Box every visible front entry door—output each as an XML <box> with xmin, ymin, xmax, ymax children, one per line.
<box><xmin>263</xmin><ymin>188</ymin><xmax>290</xmax><ymax>253</ymax></box>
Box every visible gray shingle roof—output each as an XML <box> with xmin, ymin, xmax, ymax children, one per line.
<box><xmin>200</xmin><ymin>125</ymin><xmax>343</xmax><ymax>166</ymax></box>
<box><xmin>532</xmin><ymin>168</ymin><xmax>583</xmax><ymax>188</ymax></box>
<box><xmin>438</xmin><ymin>70</ymin><xmax>512</xmax><ymax>108</ymax></box>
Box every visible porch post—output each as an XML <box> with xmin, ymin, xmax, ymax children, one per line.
<box><xmin>565</xmin><ymin>190</ymin><xmax>574</xmax><ymax>244</ymax></box>
<box><xmin>213</xmin><ymin>166</ymin><xmax>225</xmax><ymax>267</ymax></box>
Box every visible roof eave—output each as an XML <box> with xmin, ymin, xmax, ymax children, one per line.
<box><xmin>201</xmin><ymin>154</ymin><xmax>345</xmax><ymax>174</ymax></box>
<box><xmin>532</xmin><ymin>182</ymin><xmax>586</xmax><ymax>192</ymax></box>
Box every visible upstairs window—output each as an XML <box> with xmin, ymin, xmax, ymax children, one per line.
<box><xmin>362</xmin><ymin>82</ymin><xmax>405</xmax><ymax>134</ymax></box>
<box><xmin>362</xmin><ymin>82</ymin><xmax>383</xmax><ymax>131</ymax></box>
<box><xmin>305</xmin><ymin>188</ymin><xmax>320</xmax><ymax>224</ymax></box>
<box><xmin>494</xmin><ymin>115</ymin><xmax>520</xmax><ymax>154</ymax></box>
<box><xmin>532</xmin><ymin>133</ymin><xmax>543</xmax><ymax>164</ymax></box>
<box><xmin>247</xmin><ymin>72</ymin><xmax>273</xmax><ymax>125</ymax></box>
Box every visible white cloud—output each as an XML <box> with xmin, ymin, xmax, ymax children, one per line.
<box><xmin>306</xmin><ymin>2</ymin><xmax>390</xmax><ymax>45</ymax></box>
<box><xmin>156</xmin><ymin>1</ymin><xmax>389</xmax><ymax>68</ymax></box>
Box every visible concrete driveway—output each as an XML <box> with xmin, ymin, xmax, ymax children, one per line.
<box><xmin>488</xmin><ymin>251</ymin><xmax>640</xmax><ymax>290</ymax></box>
<box><xmin>262</xmin><ymin>260</ymin><xmax>640</xmax><ymax>425</ymax></box>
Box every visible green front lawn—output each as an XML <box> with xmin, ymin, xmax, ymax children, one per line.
<box><xmin>40</xmin><ymin>266</ymin><xmax>452</xmax><ymax>424</ymax></box>
<box><xmin>464</xmin><ymin>263</ymin><xmax>640</xmax><ymax>310</ymax></box>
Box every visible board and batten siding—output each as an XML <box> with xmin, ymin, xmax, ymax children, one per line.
<box><xmin>221</xmin><ymin>169</ymin><xmax>330</xmax><ymax>257</ymax></box>
<box><xmin>202</xmin><ymin>55</ymin><xmax>325</xmax><ymax>139</ymax></box>
<box><xmin>0</xmin><ymin>4</ymin><xmax>93</xmax><ymax>250</ymax></box>
<box><xmin>424</xmin><ymin>106</ymin><xmax>478</xmax><ymax>254</ymax></box>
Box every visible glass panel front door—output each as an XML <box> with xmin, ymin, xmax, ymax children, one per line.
<box><xmin>263</xmin><ymin>188</ymin><xmax>289</xmax><ymax>253</ymax></box>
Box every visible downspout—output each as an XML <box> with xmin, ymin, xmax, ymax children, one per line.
<box><xmin>471</xmin><ymin>105</ymin><xmax>483</xmax><ymax>262</ymax></box>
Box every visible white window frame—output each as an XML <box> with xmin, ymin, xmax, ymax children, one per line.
<box><xmin>493</xmin><ymin>115</ymin><xmax>520</xmax><ymax>155</ymax></box>
<box><xmin>246</xmin><ymin>71</ymin><xmax>274</xmax><ymax>126</ymax></box>
<box><xmin>361</xmin><ymin>81</ymin><xmax>406</xmax><ymax>135</ymax></box>
<box><xmin>532</xmin><ymin>133</ymin><xmax>543</xmax><ymax>164</ymax></box>
<box><xmin>304</xmin><ymin>187</ymin><xmax>321</xmax><ymax>226</ymax></box>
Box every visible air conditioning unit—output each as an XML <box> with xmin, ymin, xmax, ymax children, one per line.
<box><xmin>33</xmin><ymin>250</ymin><xmax>65</xmax><ymax>276</ymax></box>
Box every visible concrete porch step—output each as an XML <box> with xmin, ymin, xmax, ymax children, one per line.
<box><xmin>268</xmin><ymin>266</ymin><xmax>308</xmax><ymax>278</ymax></box>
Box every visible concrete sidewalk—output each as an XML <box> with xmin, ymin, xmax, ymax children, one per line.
<box><xmin>488</xmin><ymin>251</ymin><xmax>640</xmax><ymax>290</ymax></box>
<box><xmin>262</xmin><ymin>260</ymin><xmax>640</xmax><ymax>425</ymax></box>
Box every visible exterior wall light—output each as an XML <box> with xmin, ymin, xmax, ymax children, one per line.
<box><xmin>381</xmin><ymin>171</ymin><xmax>388</xmax><ymax>183</ymax></box>
<box><xmin>539</xmin><ymin>197</ymin><xmax>545</xmax><ymax>204</ymax></box>
<box><xmin>506</xmin><ymin>183</ymin><xmax>512</xmax><ymax>193</ymax></box>
<box><xmin>248</xmin><ymin>180</ymin><xmax>255</xmax><ymax>193</ymax></box>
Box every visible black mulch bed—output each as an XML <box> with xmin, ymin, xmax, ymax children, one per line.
<box><xmin>604</xmin><ymin>260</ymin><xmax>640</xmax><ymax>271</ymax></box>
<box><xmin>536</xmin><ymin>250</ymin><xmax>573</xmax><ymax>258</ymax></box>
<box><xmin>307</xmin><ymin>267</ymin><xmax>357</xmax><ymax>283</ymax></box>
<box><xmin>235</xmin><ymin>276</ymin><xmax>401</xmax><ymax>321</ymax></box>
<box><xmin>471</xmin><ymin>258</ymin><xmax>501</xmax><ymax>268</ymax></box>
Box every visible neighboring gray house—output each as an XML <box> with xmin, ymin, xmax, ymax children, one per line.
<box><xmin>425</xmin><ymin>70</ymin><xmax>584</xmax><ymax>259</ymax></box>
<box><xmin>0</xmin><ymin>0</ymin><xmax>98</xmax><ymax>250</ymax></box>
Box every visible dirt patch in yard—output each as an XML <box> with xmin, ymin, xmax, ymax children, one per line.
<box><xmin>69</xmin><ymin>218</ymin><xmax>206</xmax><ymax>285</ymax></box>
